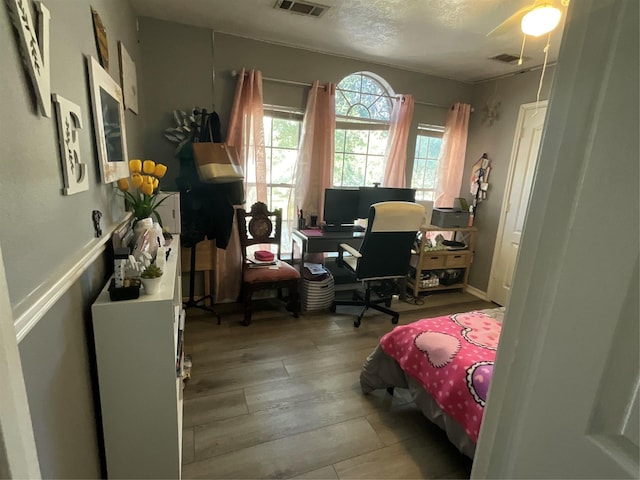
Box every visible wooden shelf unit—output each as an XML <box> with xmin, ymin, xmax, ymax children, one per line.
<box><xmin>407</xmin><ymin>225</ymin><xmax>478</xmax><ymax>297</ymax></box>
<box><xmin>91</xmin><ymin>238</ymin><xmax>184</xmax><ymax>479</ymax></box>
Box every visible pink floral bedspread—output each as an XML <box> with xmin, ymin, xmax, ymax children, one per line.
<box><xmin>380</xmin><ymin>311</ymin><xmax>501</xmax><ymax>442</ymax></box>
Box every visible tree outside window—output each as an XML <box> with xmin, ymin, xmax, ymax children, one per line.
<box><xmin>411</xmin><ymin>124</ymin><xmax>444</xmax><ymax>201</ymax></box>
<box><xmin>245</xmin><ymin>110</ymin><xmax>302</xmax><ymax>254</ymax></box>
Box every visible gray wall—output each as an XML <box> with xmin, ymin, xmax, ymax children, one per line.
<box><xmin>138</xmin><ymin>18</ymin><xmax>473</xmax><ymax>190</ymax></box>
<box><xmin>18</xmin><ymin>261</ymin><xmax>108</xmax><ymax>479</ymax></box>
<box><xmin>464</xmin><ymin>67</ymin><xmax>556</xmax><ymax>292</ymax></box>
<box><xmin>138</xmin><ymin>18</ymin><xmax>215</xmax><ymax>189</ymax></box>
<box><xmin>1</xmin><ymin>0</ymin><xmax>142</xmax><ymax>306</ymax></box>
<box><xmin>2</xmin><ymin>0</ymin><xmax>141</xmax><ymax>476</ymax></box>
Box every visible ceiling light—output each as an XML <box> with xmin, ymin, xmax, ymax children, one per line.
<box><xmin>521</xmin><ymin>5</ymin><xmax>562</xmax><ymax>37</ymax></box>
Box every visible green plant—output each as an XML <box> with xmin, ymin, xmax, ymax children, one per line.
<box><xmin>141</xmin><ymin>264</ymin><xmax>163</xmax><ymax>279</ymax></box>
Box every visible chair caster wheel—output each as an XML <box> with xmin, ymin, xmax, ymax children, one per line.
<box><xmin>353</xmin><ymin>320</ymin><xmax>361</xmax><ymax>328</ymax></box>
<box><xmin>391</xmin><ymin>316</ymin><xmax>399</xmax><ymax>325</ymax></box>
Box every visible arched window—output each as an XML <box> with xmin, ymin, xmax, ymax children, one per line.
<box><xmin>334</xmin><ymin>72</ymin><xmax>395</xmax><ymax>187</ymax></box>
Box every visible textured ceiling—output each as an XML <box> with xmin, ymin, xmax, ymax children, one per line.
<box><xmin>130</xmin><ymin>0</ymin><xmax>568</xmax><ymax>83</ymax></box>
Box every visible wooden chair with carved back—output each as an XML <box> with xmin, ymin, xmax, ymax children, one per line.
<box><xmin>236</xmin><ymin>202</ymin><xmax>301</xmax><ymax>326</ymax></box>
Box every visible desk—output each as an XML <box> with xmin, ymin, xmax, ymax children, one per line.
<box><xmin>292</xmin><ymin>228</ymin><xmax>412</xmax><ymax>301</ymax></box>
<box><xmin>291</xmin><ymin>228</ymin><xmax>364</xmax><ymax>272</ymax></box>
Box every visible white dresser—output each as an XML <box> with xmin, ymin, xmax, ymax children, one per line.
<box><xmin>91</xmin><ymin>238</ymin><xmax>184</xmax><ymax>479</ymax></box>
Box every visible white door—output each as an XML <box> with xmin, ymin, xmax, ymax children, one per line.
<box><xmin>487</xmin><ymin>102</ymin><xmax>546</xmax><ymax>307</ymax></box>
<box><xmin>0</xmin><ymin>246</ymin><xmax>41</xmax><ymax>478</ymax></box>
<box><xmin>473</xmin><ymin>0</ymin><xmax>639</xmax><ymax>478</ymax></box>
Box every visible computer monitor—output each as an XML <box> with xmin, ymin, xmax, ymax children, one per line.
<box><xmin>357</xmin><ymin>187</ymin><xmax>416</xmax><ymax>218</ymax></box>
<box><xmin>323</xmin><ymin>188</ymin><xmax>360</xmax><ymax>225</ymax></box>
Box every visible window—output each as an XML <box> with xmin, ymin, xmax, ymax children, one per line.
<box><xmin>411</xmin><ymin>124</ymin><xmax>444</xmax><ymax>201</ymax></box>
<box><xmin>334</xmin><ymin>72</ymin><xmax>394</xmax><ymax>187</ymax></box>
<box><xmin>245</xmin><ymin>108</ymin><xmax>302</xmax><ymax>254</ymax></box>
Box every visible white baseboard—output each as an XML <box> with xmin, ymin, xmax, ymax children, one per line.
<box><xmin>466</xmin><ymin>285</ymin><xmax>489</xmax><ymax>301</ymax></box>
<box><xmin>14</xmin><ymin>213</ymin><xmax>132</xmax><ymax>343</ymax></box>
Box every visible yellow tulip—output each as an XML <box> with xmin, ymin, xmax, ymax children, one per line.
<box><xmin>117</xmin><ymin>178</ymin><xmax>129</xmax><ymax>192</ymax></box>
<box><xmin>130</xmin><ymin>173</ymin><xmax>143</xmax><ymax>188</ymax></box>
<box><xmin>143</xmin><ymin>160</ymin><xmax>156</xmax><ymax>174</ymax></box>
<box><xmin>140</xmin><ymin>181</ymin><xmax>154</xmax><ymax>196</ymax></box>
<box><xmin>129</xmin><ymin>159</ymin><xmax>142</xmax><ymax>173</ymax></box>
<box><xmin>153</xmin><ymin>163</ymin><xmax>167</xmax><ymax>178</ymax></box>
<box><xmin>153</xmin><ymin>178</ymin><xmax>159</xmax><ymax>190</ymax></box>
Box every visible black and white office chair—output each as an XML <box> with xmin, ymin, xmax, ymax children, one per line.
<box><xmin>331</xmin><ymin>201</ymin><xmax>425</xmax><ymax>327</ymax></box>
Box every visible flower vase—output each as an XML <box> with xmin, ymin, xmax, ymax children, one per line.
<box><xmin>134</xmin><ymin>217</ymin><xmax>154</xmax><ymax>243</ymax></box>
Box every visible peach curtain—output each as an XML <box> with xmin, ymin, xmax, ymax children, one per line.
<box><xmin>226</xmin><ymin>68</ymin><xmax>267</xmax><ymax>202</ymax></box>
<box><xmin>435</xmin><ymin>103</ymin><xmax>472</xmax><ymax>208</ymax></box>
<box><xmin>215</xmin><ymin>68</ymin><xmax>267</xmax><ymax>303</ymax></box>
<box><xmin>292</xmin><ymin>81</ymin><xmax>336</xmax><ymax>224</ymax></box>
<box><xmin>383</xmin><ymin>95</ymin><xmax>415</xmax><ymax>187</ymax></box>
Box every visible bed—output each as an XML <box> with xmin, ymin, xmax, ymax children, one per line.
<box><xmin>360</xmin><ymin>307</ymin><xmax>505</xmax><ymax>458</ymax></box>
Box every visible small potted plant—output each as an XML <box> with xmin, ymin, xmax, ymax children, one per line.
<box><xmin>140</xmin><ymin>264</ymin><xmax>163</xmax><ymax>295</ymax></box>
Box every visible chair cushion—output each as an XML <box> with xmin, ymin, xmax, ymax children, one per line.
<box><xmin>243</xmin><ymin>261</ymin><xmax>301</xmax><ymax>284</ymax></box>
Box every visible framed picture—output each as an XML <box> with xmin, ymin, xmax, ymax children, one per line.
<box><xmin>118</xmin><ymin>42</ymin><xmax>138</xmax><ymax>114</ymax></box>
<box><xmin>87</xmin><ymin>56</ymin><xmax>129</xmax><ymax>184</ymax></box>
<box><xmin>91</xmin><ymin>8</ymin><xmax>109</xmax><ymax>68</ymax></box>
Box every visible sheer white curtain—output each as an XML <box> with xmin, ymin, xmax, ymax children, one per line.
<box><xmin>435</xmin><ymin>103</ymin><xmax>472</xmax><ymax>208</ymax></box>
<box><xmin>383</xmin><ymin>95</ymin><xmax>415</xmax><ymax>187</ymax></box>
<box><xmin>291</xmin><ymin>81</ymin><xmax>336</xmax><ymax>224</ymax></box>
<box><xmin>216</xmin><ymin>68</ymin><xmax>266</xmax><ymax>302</ymax></box>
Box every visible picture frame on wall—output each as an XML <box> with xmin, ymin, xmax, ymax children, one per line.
<box><xmin>87</xmin><ymin>56</ymin><xmax>129</xmax><ymax>184</ymax></box>
<box><xmin>91</xmin><ymin>8</ymin><xmax>109</xmax><ymax>68</ymax></box>
<box><xmin>118</xmin><ymin>42</ymin><xmax>138</xmax><ymax>114</ymax></box>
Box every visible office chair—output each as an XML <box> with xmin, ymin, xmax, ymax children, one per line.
<box><xmin>236</xmin><ymin>202</ymin><xmax>301</xmax><ymax>326</ymax></box>
<box><xmin>331</xmin><ymin>201</ymin><xmax>424</xmax><ymax>328</ymax></box>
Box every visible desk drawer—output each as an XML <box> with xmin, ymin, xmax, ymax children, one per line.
<box><xmin>445</xmin><ymin>252</ymin><xmax>471</xmax><ymax>268</ymax></box>
<box><xmin>421</xmin><ymin>254</ymin><xmax>446</xmax><ymax>269</ymax></box>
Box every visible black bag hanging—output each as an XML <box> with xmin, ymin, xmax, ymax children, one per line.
<box><xmin>177</xmin><ymin>109</ymin><xmax>245</xmax><ymax>249</ymax></box>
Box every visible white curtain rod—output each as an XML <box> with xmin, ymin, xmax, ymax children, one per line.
<box><xmin>230</xmin><ymin>70</ymin><xmax>463</xmax><ymax>110</ymax></box>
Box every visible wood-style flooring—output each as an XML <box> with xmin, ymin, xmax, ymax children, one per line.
<box><xmin>182</xmin><ymin>291</ymin><xmax>494</xmax><ymax>479</ymax></box>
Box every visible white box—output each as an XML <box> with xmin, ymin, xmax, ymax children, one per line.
<box><xmin>156</xmin><ymin>191</ymin><xmax>181</xmax><ymax>233</ymax></box>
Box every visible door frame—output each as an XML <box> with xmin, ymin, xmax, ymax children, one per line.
<box><xmin>473</xmin><ymin>0</ymin><xmax>637</xmax><ymax>476</ymax></box>
<box><xmin>487</xmin><ymin>100</ymin><xmax>548</xmax><ymax>304</ymax></box>
<box><xmin>0</xmin><ymin>245</ymin><xmax>41</xmax><ymax>478</ymax></box>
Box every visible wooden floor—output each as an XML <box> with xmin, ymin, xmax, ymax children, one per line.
<box><xmin>182</xmin><ymin>291</ymin><xmax>494</xmax><ymax>479</ymax></box>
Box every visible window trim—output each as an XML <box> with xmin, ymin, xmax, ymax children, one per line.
<box><xmin>335</xmin><ymin>71</ymin><xmax>395</xmax><ymax>123</ymax></box>
<box><xmin>263</xmin><ymin>104</ymin><xmax>304</xmax><ymax>121</ymax></box>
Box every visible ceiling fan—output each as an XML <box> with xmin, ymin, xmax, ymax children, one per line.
<box><xmin>487</xmin><ymin>0</ymin><xmax>570</xmax><ymax>37</ymax></box>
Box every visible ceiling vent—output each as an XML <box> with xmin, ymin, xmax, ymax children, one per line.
<box><xmin>274</xmin><ymin>0</ymin><xmax>328</xmax><ymax>17</ymax></box>
<box><xmin>490</xmin><ymin>53</ymin><xmax>530</xmax><ymax>64</ymax></box>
